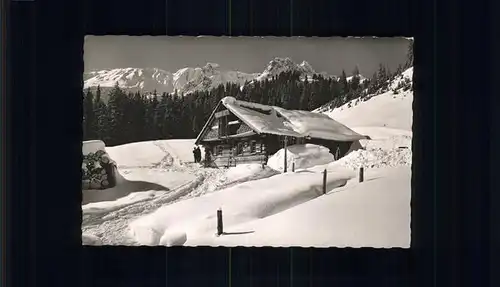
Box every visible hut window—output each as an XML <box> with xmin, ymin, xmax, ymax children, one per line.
<box><xmin>236</xmin><ymin>143</ymin><xmax>243</xmax><ymax>155</ymax></box>
<box><xmin>250</xmin><ymin>141</ymin><xmax>256</xmax><ymax>153</ymax></box>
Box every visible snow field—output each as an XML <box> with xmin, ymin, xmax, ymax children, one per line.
<box><xmin>117</xmin><ymin>169</ymin><xmax>196</xmax><ymax>189</ymax></box>
<box><xmin>152</xmin><ymin>139</ymin><xmax>205</xmax><ymax>165</ymax></box>
<box><xmin>105</xmin><ymin>141</ymin><xmax>168</xmax><ymax>168</ymax></box>
<box><xmin>324</xmin><ymin>89</ymin><xmax>413</xmax><ymax>132</ymax></box>
<box><xmin>322</xmin><ymin>67</ymin><xmax>413</xmax><ymax>132</ymax></box>
<box><xmin>186</xmin><ymin>166</ymin><xmax>410</xmax><ymax>248</ymax></box>
<box><xmin>128</xmin><ymin>169</ymin><xmax>354</xmax><ymax>246</ymax></box>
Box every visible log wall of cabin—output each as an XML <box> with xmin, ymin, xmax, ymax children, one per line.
<box><xmin>202</xmin><ymin>134</ymin><xmax>311</xmax><ymax>168</ymax></box>
<box><xmin>202</xmin><ymin>135</ymin><xmax>268</xmax><ymax>168</ymax></box>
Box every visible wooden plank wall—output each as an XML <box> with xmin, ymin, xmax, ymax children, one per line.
<box><xmin>211</xmin><ymin>139</ymin><xmax>268</xmax><ymax>168</ymax></box>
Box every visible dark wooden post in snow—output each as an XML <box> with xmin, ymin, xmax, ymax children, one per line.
<box><xmin>322</xmin><ymin>169</ymin><xmax>327</xmax><ymax>194</ymax></box>
<box><xmin>359</xmin><ymin>167</ymin><xmax>364</xmax><ymax>183</ymax></box>
<box><xmin>283</xmin><ymin>136</ymin><xmax>288</xmax><ymax>173</ymax></box>
<box><xmin>217</xmin><ymin>208</ymin><xmax>223</xmax><ymax>236</ymax></box>
<box><xmin>292</xmin><ymin>162</ymin><xmax>295</xmax><ymax>172</ymax></box>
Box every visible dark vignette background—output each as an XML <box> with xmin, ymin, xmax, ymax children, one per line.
<box><xmin>6</xmin><ymin>0</ymin><xmax>495</xmax><ymax>286</ymax></box>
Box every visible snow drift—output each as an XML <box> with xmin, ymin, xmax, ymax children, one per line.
<box><xmin>129</xmin><ymin>170</ymin><xmax>353</xmax><ymax>246</ymax></box>
<box><xmin>186</xmin><ymin>167</ymin><xmax>411</xmax><ymax>248</ymax></box>
<box><xmin>267</xmin><ymin>144</ymin><xmax>335</xmax><ymax>172</ymax></box>
<box><xmin>105</xmin><ymin>141</ymin><xmax>168</xmax><ymax>168</ymax></box>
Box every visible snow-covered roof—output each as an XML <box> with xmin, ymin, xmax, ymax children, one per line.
<box><xmin>273</xmin><ymin>107</ymin><xmax>369</xmax><ymax>141</ymax></box>
<box><xmin>222</xmin><ymin>98</ymin><xmax>302</xmax><ymax>138</ymax></box>
<box><xmin>218</xmin><ymin>97</ymin><xmax>368</xmax><ymax>142</ymax></box>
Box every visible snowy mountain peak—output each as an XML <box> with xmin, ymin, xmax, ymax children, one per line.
<box><xmin>254</xmin><ymin>57</ymin><xmax>318</xmax><ymax>82</ymax></box>
<box><xmin>298</xmin><ymin>60</ymin><xmax>315</xmax><ymax>74</ymax></box>
<box><xmin>84</xmin><ymin>67</ymin><xmax>174</xmax><ymax>94</ymax></box>
<box><xmin>263</xmin><ymin>57</ymin><xmax>298</xmax><ymax>75</ymax></box>
<box><xmin>201</xmin><ymin>62</ymin><xmax>221</xmax><ymax>74</ymax></box>
<box><xmin>84</xmin><ymin>58</ymin><xmax>337</xmax><ymax>97</ymax></box>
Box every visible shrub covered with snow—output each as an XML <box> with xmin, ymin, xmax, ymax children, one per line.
<box><xmin>267</xmin><ymin>144</ymin><xmax>335</xmax><ymax>172</ymax></box>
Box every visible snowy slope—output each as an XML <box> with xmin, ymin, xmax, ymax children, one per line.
<box><xmin>321</xmin><ymin>67</ymin><xmax>413</xmax><ymax>131</ymax></box>
<box><xmin>315</xmin><ymin>67</ymin><xmax>414</xmax><ymax>170</ymax></box>
<box><xmin>325</xmin><ymin>90</ymin><xmax>413</xmax><ymax>131</ymax></box>
<box><xmin>129</xmin><ymin>169</ymin><xmax>354</xmax><ymax>246</ymax></box>
<box><xmin>186</xmin><ymin>166</ymin><xmax>410</xmax><ymax>248</ymax></box>
<box><xmin>83</xmin><ymin>58</ymin><xmax>338</xmax><ymax>96</ymax></box>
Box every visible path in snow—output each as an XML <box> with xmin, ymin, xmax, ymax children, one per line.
<box><xmin>82</xmin><ymin>140</ymin><xmax>277</xmax><ymax>245</ymax></box>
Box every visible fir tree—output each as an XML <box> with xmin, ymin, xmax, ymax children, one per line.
<box><xmin>340</xmin><ymin>70</ymin><xmax>349</xmax><ymax>94</ymax></box>
<box><xmin>94</xmin><ymin>85</ymin><xmax>102</xmax><ymax>103</ymax></box>
<box><xmin>107</xmin><ymin>82</ymin><xmax>127</xmax><ymax>145</ymax></box>
<box><xmin>83</xmin><ymin>88</ymin><xmax>97</xmax><ymax>140</ymax></box>
<box><xmin>350</xmin><ymin>66</ymin><xmax>362</xmax><ymax>92</ymax></box>
<box><xmin>352</xmin><ymin>65</ymin><xmax>360</xmax><ymax>76</ymax></box>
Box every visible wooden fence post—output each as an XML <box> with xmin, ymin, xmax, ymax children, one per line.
<box><xmin>323</xmin><ymin>169</ymin><xmax>327</xmax><ymax>194</ymax></box>
<box><xmin>217</xmin><ymin>208</ymin><xmax>223</xmax><ymax>236</ymax></box>
<box><xmin>283</xmin><ymin>136</ymin><xmax>288</xmax><ymax>173</ymax></box>
<box><xmin>359</xmin><ymin>167</ymin><xmax>364</xmax><ymax>183</ymax></box>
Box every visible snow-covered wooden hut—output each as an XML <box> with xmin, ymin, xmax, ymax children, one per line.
<box><xmin>194</xmin><ymin>96</ymin><xmax>368</xmax><ymax>168</ymax></box>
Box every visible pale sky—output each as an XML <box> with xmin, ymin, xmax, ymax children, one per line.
<box><xmin>84</xmin><ymin>36</ymin><xmax>410</xmax><ymax>76</ymax></box>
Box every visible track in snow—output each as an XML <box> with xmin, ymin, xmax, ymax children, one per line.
<box><xmin>82</xmin><ymin>141</ymin><xmax>276</xmax><ymax>245</ymax></box>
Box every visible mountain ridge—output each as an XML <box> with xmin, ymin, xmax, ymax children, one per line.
<box><xmin>83</xmin><ymin>57</ymin><xmax>350</xmax><ymax>96</ymax></box>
